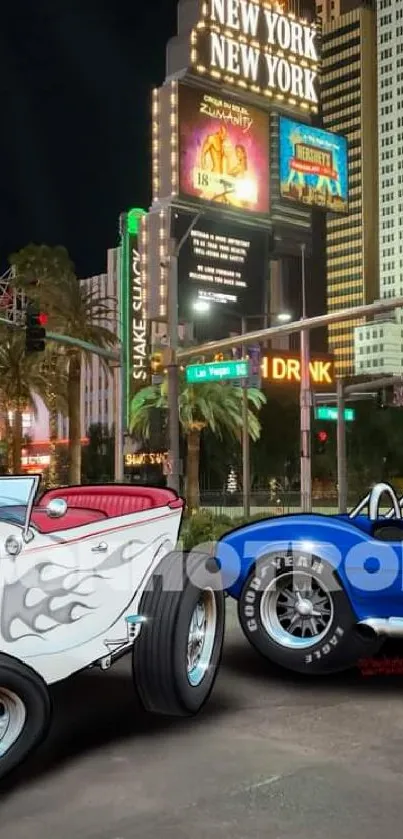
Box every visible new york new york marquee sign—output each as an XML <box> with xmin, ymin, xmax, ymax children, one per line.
<box><xmin>191</xmin><ymin>0</ymin><xmax>319</xmax><ymax>110</ymax></box>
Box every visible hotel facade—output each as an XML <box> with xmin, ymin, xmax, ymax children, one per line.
<box><xmin>317</xmin><ymin>0</ymin><xmax>379</xmax><ymax>377</ymax></box>
<box><xmin>354</xmin><ymin>0</ymin><xmax>403</xmax><ymax>374</ymax></box>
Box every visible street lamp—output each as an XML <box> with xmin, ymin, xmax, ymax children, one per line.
<box><xmin>299</xmin><ymin>242</ymin><xmax>312</xmax><ymax>513</ymax></box>
<box><xmin>166</xmin><ymin>210</ymin><xmax>203</xmax><ymax>494</ymax></box>
<box><xmin>192</xmin><ymin>302</ymin><xmax>291</xmax><ymax>518</ymax></box>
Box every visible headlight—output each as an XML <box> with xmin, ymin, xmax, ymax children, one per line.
<box><xmin>5</xmin><ymin>535</ymin><xmax>22</xmax><ymax>557</ymax></box>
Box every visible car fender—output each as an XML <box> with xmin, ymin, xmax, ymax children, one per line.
<box><xmin>216</xmin><ymin>513</ymin><xmax>397</xmax><ymax>606</ymax></box>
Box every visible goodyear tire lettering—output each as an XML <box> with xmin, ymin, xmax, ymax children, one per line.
<box><xmin>304</xmin><ymin>626</ymin><xmax>345</xmax><ymax>663</ymax></box>
<box><xmin>246</xmin><ymin>619</ymin><xmax>258</xmax><ymax>632</ymax></box>
<box><xmin>250</xmin><ymin>577</ymin><xmax>261</xmax><ymax>591</ymax></box>
<box><xmin>312</xmin><ymin>560</ymin><xmax>323</xmax><ymax>575</ymax></box>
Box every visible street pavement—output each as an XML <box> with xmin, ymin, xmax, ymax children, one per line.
<box><xmin>2</xmin><ymin>602</ymin><xmax>403</xmax><ymax>838</ymax></box>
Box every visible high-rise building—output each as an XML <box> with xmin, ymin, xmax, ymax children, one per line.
<box><xmin>317</xmin><ymin>0</ymin><xmax>379</xmax><ymax>377</ymax></box>
<box><xmin>354</xmin><ymin>0</ymin><xmax>403</xmax><ymax>375</ymax></box>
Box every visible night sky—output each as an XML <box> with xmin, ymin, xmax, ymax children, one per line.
<box><xmin>0</xmin><ymin>0</ymin><xmax>178</xmax><ymax>277</ymax></box>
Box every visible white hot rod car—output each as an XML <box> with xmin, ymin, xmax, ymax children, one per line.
<box><xmin>0</xmin><ymin>476</ymin><xmax>225</xmax><ymax>780</ymax></box>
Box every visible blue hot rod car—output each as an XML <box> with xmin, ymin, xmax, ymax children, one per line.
<box><xmin>217</xmin><ymin>482</ymin><xmax>403</xmax><ymax>674</ymax></box>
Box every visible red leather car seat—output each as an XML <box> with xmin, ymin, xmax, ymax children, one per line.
<box><xmin>38</xmin><ymin>485</ymin><xmax>181</xmax><ymax>519</ymax></box>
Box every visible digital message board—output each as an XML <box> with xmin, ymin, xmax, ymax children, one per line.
<box><xmin>178</xmin><ymin>85</ymin><xmax>269</xmax><ymax>214</ymax></box>
<box><xmin>279</xmin><ymin>117</ymin><xmax>348</xmax><ymax>213</ymax></box>
<box><xmin>174</xmin><ymin>211</ymin><xmax>268</xmax><ymax>337</ymax></box>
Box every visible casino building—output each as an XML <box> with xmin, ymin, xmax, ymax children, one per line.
<box><xmin>140</xmin><ymin>0</ymin><xmax>335</xmax><ymax>357</ymax></box>
<box><xmin>317</xmin><ymin>0</ymin><xmax>379</xmax><ymax>377</ymax></box>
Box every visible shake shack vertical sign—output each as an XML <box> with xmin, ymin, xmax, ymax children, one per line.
<box><xmin>129</xmin><ymin>236</ymin><xmax>147</xmax><ymax>390</ymax></box>
<box><xmin>192</xmin><ymin>0</ymin><xmax>319</xmax><ymax>108</ymax></box>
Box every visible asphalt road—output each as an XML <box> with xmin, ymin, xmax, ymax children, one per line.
<box><xmin>2</xmin><ymin>603</ymin><xmax>403</xmax><ymax>838</ymax></box>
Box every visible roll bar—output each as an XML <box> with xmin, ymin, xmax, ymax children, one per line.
<box><xmin>349</xmin><ymin>482</ymin><xmax>402</xmax><ymax>521</ymax></box>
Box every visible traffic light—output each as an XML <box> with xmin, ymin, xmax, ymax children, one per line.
<box><xmin>150</xmin><ymin>352</ymin><xmax>164</xmax><ymax>384</ymax></box>
<box><xmin>25</xmin><ymin>302</ymin><xmax>47</xmax><ymax>354</ymax></box>
<box><xmin>214</xmin><ymin>353</ymin><xmax>224</xmax><ymax>362</ymax></box>
<box><xmin>315</xmin><ymin>429</ymin><xmax>328</xmax><ymax>455</ymax></box>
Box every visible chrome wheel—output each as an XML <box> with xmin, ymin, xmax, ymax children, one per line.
<box><xmin>0</xmin><ymin>688</ymin><xmax>26</xmax><ymax>757</ymax></box>
<box><xmin>260</xmin><ymin>571</ymin><xmax>334</xmax><ymax>650</ymax></box>
<box><xmin>187</xmin><ymin>589</ymin><xmax>217</xmax><ymax>687</ymax></box>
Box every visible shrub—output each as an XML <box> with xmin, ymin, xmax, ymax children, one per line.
<box><xmin>179</xmin><ymin>508</ymin><xmax>271</xmax><ymax>551</ymax></box>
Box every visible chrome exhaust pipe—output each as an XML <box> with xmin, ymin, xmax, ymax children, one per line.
<box><xmin>358</xmin><ymin>617</ymin><xmax>403</xmax><ymax>638</ymax></box>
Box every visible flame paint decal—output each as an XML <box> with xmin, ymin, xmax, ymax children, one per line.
<box><xmin>1</xmin><ymin>534</ymin><xmax>171</xmax><ymax>645</ymax></box>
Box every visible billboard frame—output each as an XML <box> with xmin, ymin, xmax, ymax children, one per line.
<box><xmin>177</xmin><ymin>82</ymin><xmax>271</xmax><ymax>220</ymax></box>
<box><xmin>277</xmin><ymin>115</ymin><xmax>349</xmax><ymax>216</ymax></box>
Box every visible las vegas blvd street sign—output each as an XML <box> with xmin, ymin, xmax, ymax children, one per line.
<box><xmin>315</xmin><ymin>406</ymin><xmax>356</xmax><ymax>422</ymax></box>
<box><xmin>186</xmin><ymin>360</ymin><xmax>250</xmax><ymax>383</ymax></box>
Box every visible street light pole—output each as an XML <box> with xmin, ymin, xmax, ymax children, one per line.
<box><xmin>113</xmin><ymin>356</ymin><xmax>124</xmax><ymax>482</ymax></box>
<box><xmin>336</xmin><ymin>377</ymin><xmax>347</xmax><ymax>513</ymax></box>
<box><xmin>241</xmin><ymin>316</ymin><xmax>250</xmax><ymax>518</ymax></box>
<box><xmin>166</xmin><ymin>240</ymin><xmax>181</xmax><ymax>494</ymax></box>
<box><xmin>166</xmin><ymin>212</ymin><xmax>202</xmax><ymax>495</ymax></box>
<box><xmin>299</xmin><ymin>243</ymin><xmax>312</xmax><ymax>512</ymax></box>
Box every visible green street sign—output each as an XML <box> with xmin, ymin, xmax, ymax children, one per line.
<box><xmin>315</xmin><ymin>406</ymin><xmax>355</xmax><ymax>422</ymax></box>
<box><xmin>186</xmin><ymin>359</ymin><xmax>250</xmax><ymax>383</ymax></box>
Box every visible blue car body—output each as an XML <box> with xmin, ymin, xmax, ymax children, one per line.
<box><xmin>217</xmin><ymin>512</ymin><xmax>403</xmax><ymax>622</ymax></box>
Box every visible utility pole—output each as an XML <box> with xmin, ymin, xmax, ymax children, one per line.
<box><xmin>336</xmin><ymin>378</ymin><xmax>347</xmax><ymax>513</ymax></box>
<box><xmin>166</xmin><ymin>212</ymin><xmax>202</xmax><ymax>495</ymax></box>
<box><xmin>241</xmin><ymin>316</ymin><xmax>250</xmax><ymax>518</ymax></box>
<box><xmin>299</xmin><ymin>243</ymin><xmax>312</xmax><ymax>512</ymax></box>
<box><xmin>166</xmin><ymin>239</ymin><xmax>181</xmax><ymax>494</ymax></box>
<box><xmin>113</xmin><ymin>356</ymin><xmax>124</xmax><ymax>482</ymax></box>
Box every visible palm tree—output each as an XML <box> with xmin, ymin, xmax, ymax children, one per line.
<box><xmin>43</xmin><ymin>276</ymin><xmax>117</xmax><ymax>483</ymax></box>
<box><xmin>40</xmin><ymin>348</ymin><xmax>69</xmax><ymax>486</ymax></box>
<box><xmin>10</xmin><ymin>245</ymin><xmax>117</xmax><ymax>484</ymax></box>
<box><xmin>0</xmin><ymin>326</ymin><xmax>49</xmax><ymax>473</ymax></box>
<box><xmin>130</xmin><ymin>370</ymin><xmax>266</xmax><ymax>510</ymax></box>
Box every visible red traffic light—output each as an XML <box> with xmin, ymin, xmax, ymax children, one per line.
<box><xmin>38</xmin><ymin>313</ymin><xmax>48</xmax><ymax>326</ymax></box>
<box><xmin>317</xmin><ymin>430</ymin><xmax>328</xmax><ymax>443</ymax></box>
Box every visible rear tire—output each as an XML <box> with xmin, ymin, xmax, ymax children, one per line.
<box><xmin>133</xmin><ymin>550</ymin><xmax>225</xmax><ymax>716</ymax></box>
<box><xmin>238</xmin><ymin>551</ymin><xmax>381</xmax><ymax>674</ymax></box>
<box><xmin>0</xmin><ymin>655</ymin><xmax>51</xmax><ymax>781</ymax></box>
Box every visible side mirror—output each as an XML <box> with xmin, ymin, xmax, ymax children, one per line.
<box><xmin>46</xmin><ymin>498</ymin><xmax>68</xmax><ymax>519</ymax></box>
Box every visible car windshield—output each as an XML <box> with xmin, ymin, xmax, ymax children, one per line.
<box><xmin>0</xmin><ymin>476</ymin><xmax>39</xmax><ymax>529</ymax></box>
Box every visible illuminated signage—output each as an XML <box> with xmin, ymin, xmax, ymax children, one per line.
<box><xmin>131</xmin><ymin>245</ymin><xmax>147</xmax><ymax>385</ymax></box>
<box><xmin>261</xmin><ymin>353</ymin><xmax>334</xmax><ymax>385</ymax></box>
<box><xmin>120</xmin><ymin>207</ymin><xmax>148</xmax><ymax>427</ymax></box>
<box><xmin>178</xmin><ymin>85</ymin><xmax>269</xmax><ymax>214</ymax></box>
<box><xmin>21</xmin><ymin>455</ymin><xmax>51</xmax><ymax>466</ymax></box>
<box><xmin>175</xmin><ymin>210</ymin><xmax>267</xmax><ymax>333</ymax></box>
<box><xmin>279</xmin><ymin>118</ymin><xmax>348</xmax><ymax>213</ymax></box>
<box><xmin>191</xmin><ymin>0</ymin><xmax>319</xmax><ymax>110</ymax></box>
<box><xmin>124</xmin><ymin>452</ymin><xmax>168</xmax><ymax>467</ymax></box>
<box><xmin>188</xmin><ymin>226</ymin><xmax>251</xmax><ymax>304</ymax></box>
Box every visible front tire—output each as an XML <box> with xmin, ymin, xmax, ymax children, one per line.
<box><xmin>238</xmin><ymin>551</ymin><xmax>380</xmax><ymax>674</ymax></box>
<box><xmin>0</xmin><ymin>655</ymin><xmax>51</xmax><ymax>781</ymax></box>
<box><xmin>133</xmin><ymin>550</ymin><xmax>225</xmax><ymax>716</ymax></box>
